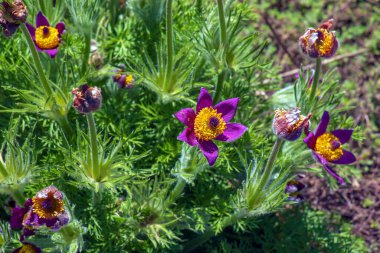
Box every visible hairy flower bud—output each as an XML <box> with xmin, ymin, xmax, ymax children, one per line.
<box><xmin>272</xmin><ymin>108</ymin><xmax>312</xmax><ymax>141</ymax></box>
<box><xmin>0</xmin><ymin>0</ymin><xmax>27</xmax><ymax>36</ymax></box>
<box><xmin>299</xmin><ymin>19</ymin><xmax>339</xmax><ymax>58</ymax></box>
<box><xmin>72</xmin><ymin>85</ymin><xmax>102</xmax><ymax>114</ymax></box>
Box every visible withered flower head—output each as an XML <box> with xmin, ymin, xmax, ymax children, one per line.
<box><xmin>0</xmin><ymin>0</ymin><xmax>27</xmax><ymax>37</ymax></box>
<box><xmin>32</xmin><ymin>185</ymin><xmax>65</xmax><ymax>220</ymax></box>
<box><xmin>273</xmin><ymin>108</ymin><xmax>312</xmax><ymax>141</ymax></box>
<box><xmin>299</xmin><ymin>19</ymin><xmax>339</xmax><ymax>58</ymax></box>
<box><xmin>72</xmin><ymin>84</ymin><xmax>102</xmax><ymax>114</ymax></box>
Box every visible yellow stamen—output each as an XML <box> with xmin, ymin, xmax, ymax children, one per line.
<box><xmin>314</xmin><ymin>28</ymin><xmax>334</xmax><ymax>56</ymax></box>
<box><xmin>194</xmin><ymin>107</ymin><xmax>226</xmax><ymax>141</ymax></box>
<box><xmin>35</xmin><ymin>26</ymin><xmax>60</xmax><ymax>50</ymax></box>
<box><xmin>18</xmin><ymin>244</ymin><xmax>37</xmax><ymax>253</ymax></box>
<box><xmin>315</xmin><ymin>133</ymin><xmax>343</xmax><ymax>161</ymax></box>
<box><xmin>125</xmin><ymin>74</ymin><xmax>134</xmax><ymax>85</ymax></box>
<box><xmin>32</xmin><ymin>193</ymin><xmax>65</xmax><ymax>220</ymax></box>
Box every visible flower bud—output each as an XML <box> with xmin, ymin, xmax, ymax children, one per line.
<box><xmin>299</xmin><ymin>19</ymin><xmax>339</xmax><ymax>58</ymax></box>
<box><xmin>272</xmin><ymin>108</ymin><xmax>312</xmax><ymax>141</ymax></box>
<box><xmin>0</xmin><ymin>0</ymin><xmax>27</xmax><ymax>36</ymax></box>
<box><xmin>72</xmin><ymin>85</ymin><xmax>102</xmax><ymax>114</ymax></box>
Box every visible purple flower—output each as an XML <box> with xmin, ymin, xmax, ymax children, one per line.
<box><xmin>299</xmin><ymin>19</ymin><xmax>339</xmax><ymax>58</ymax></box>
<box><xmin>0</xmin><ymin>0</ymin><xmax>27</xmax><ymax>37</ymax></box>
<box><xmin>174</xmin><ymin>88</ymin><xmax>247</xmax><ymax>166</ymax></box>
<box><xmin>25</xmin><ymin>11</ymin><xmax>65</xmax><ymax>58</ymax></box>
<box><xmin>12</xmin><ymin>242</ymin><xmax>41</xmax><ymax>253</ymax></box>
<box><xmin>72</xmin><ymin>84</ymin><xmax>102</xmax><ymax>114</ymax></box>
<box><xmin>112</xmin><ymin>69</ymin><xmax>135</xmax><ymax>89</ymax></box>
<box><xmin>304</xmin><ymin>111</ymin><xmax>356</xmax><ymax>185</ymax></box>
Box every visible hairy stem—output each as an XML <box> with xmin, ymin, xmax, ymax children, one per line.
<box><xmin>213</xmin><ymin>69</ymin><xmax>226</xmax><ymax>103</ymax></box>
<box><xmin>164</xmin><ymin>177</ymin><xmax>186</xmax><ymax>208</ymax></box>
<box><xmin>81</xmin><ymin>31</ymin><xmax>92</xmax><ymax>75</ymax></box>
<box><xmin>20</xmin><ymin>24</ymin><xmax>53</xmax><ymax>97</ymax></box>
<box><xmin>164</xmin><ymin>0</ymin><xmax>174</xmax><ymax>92</ymax></box>
<box><xmin>308</xmin><ymin>57</ymin><xmax>321</xmax><ymax>111</ymax></box>
<box><xmin>86</xmin><ymin>113</ymin><xmax>99</xmax><ymax>181</ymax></box>
<box><xmin>217</xmin><ymin>0</ymin><xmax>227</xmax><ymax>45</ymax></box>
<box><xmin>57</xmin><ymin>116</ymin><xmax>73</xmax><ymax>137</ymax></box>
<box><xmin>258</xmin><ymin>138</ymin><xmax>283</xmax><ymax>191</ymax></box>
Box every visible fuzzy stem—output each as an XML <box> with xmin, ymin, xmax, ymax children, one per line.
<box><xmin>308</xmin><ymin>57</ymin><xmax>321</xmax><ymax>111</ymax></box>
<box><xmin>213</xmin><ymin>70</ymin><xmax>226</xmax><ymax>103</ymax></box>
<box><xmin>164</xmin><ymin>0</ymin><xmax>174</xmax><ymax>92</ymax></box>
<box><xmin>12</xmin><ymin>189</ymin><xmax>26</xmax><ymax>206</ymax></box>
<box><xmin>165</xmin><ymin>177</ymin><xmax>186</xmax><ymax>208</ymax></box>
<box><xmin>258</xmin><ymin>138</ymin><xmax>283</xmax><ymax>191</ymax></box>
<box><xmin>86</xmin><ymin>113</ymin><xmax>99</xmax><ymax>181</ymax></box>
<box><xmin>20</xmin><ymin>24</ymin><xmax>53</xmax><ymax>97</ymax></box>
<box><xmin>57</xmin><ymin>116</ymin><xmax>73</xmax><ymax>137</ymax></box>
<box><xmin>217</xmin><ymin>0</ymin><xmax>227</xmax><ymax>45</ymax></box>
<box><xmin>81</xmin><ymin>31</ymin><xmax>92</xmax><ymax>75</ymax></box>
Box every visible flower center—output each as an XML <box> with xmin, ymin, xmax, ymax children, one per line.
<box><xmin>35</xmin><ymin>26</ymin><xmax>60</xmax><ymax>50</ymax></box>
<box><xmin>194</xmin><ymin>107</ymin><xmax>226</xmax><ymax>141</ymax></box>
<box><xmin>32</xmin><ymin>192</ymin><xmax>65</xmax><ymax>220</ymax></box>
<box><xmin>315</xmin><ymin>133</ymin><xmax>343</xmax><ymax>161</ymax></box>
<box><xmin>125</xmin><ymin>74</ymin><xmax>134</xmax><ymax>85</ymax></box>
<box><xmin>19</xmin><ymin>244</ymin><xmax>38</xmax><ymax>253</ymax></box>
<box><xmin>314</xmin><ymin>28</ymin><xmax>334</xmax><ymax>56</ymax></box>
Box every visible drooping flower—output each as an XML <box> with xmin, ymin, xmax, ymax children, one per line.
<box><xmin>10</xmin><ymin>186</ymin><xmax>70</xmax><ymax>241</ymax></box>
<box><xmin>272</xmin><ymin>108</ymin><xmax>312</xmax><ymax>141</ymax></box>
<box><xmin>304</xmin><ymin>111</ymin><xmax>356</xmax><ymax>185</ymax></box>
<box><xmin>0</xmin><ymin>0</ymin><xmax>27</xmax><ymax>36</ymax></box>
<box><xmin>174</xmin><ymin>88</ymin><xmax>247</xmax><ymax>166</ymax></box>
<box><xmin>113</xmin><ymin>69</ymin><xmax>135</xmax><ymax>89</ymax></box>
<box><xmin>72</xmin><ymin>84</ymin><xmax>102</xmax><ymax>114</ymax></box>
<box><xmin>299</xmin><ymin>19</ymin><xmax>339</xmax><ymax>58</ymax></box>
<box><xmin>25</xmin><ymin>11</ymin><xmax>65</xmax><ymax>58</ymax></box>
<box><xmin>12</xmin><ymin>242</ymin><xmax>41</xmax><ymax>253</ymax></box>
<box><xmin>285</xmin><ymin>177</ymin><xmax>305</xmax><ymax>202</ymax></box>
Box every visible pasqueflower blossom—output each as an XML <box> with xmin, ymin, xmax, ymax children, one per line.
<box><xmin>10</xmin><ymin>186</ymin><xmax>70</xmax><ymax>240</ymax></box>
<box><xmin>272</xmin><ymin>108</ymin><xmax>312</xmax><ymax>141</ymax></box>
<box><xmin>72</xmin><ymin>85</ymin><xmax>102</xmax><ymax>114</ymax></box>
<box><xmin>174</xmin><ymin>88</ymin><xmax>247</xmax><ymax>166</ymax></box>
<box><xmin>285</xmin><ymin>178</ymin><xmax>305</xmax><ymax>202</ymax></box>
<box><xmin>299</xmin><ymin>19</ymin><xmax>339</xmax><ymax>58</ymax></box>
<box><xmin>12</xmin><ymin>242</ymin><xmax>41</xmax><ymax>253</ymax></box>
<box><xmin>25</xmin><ymin>11</ymin><xmax>65</xmax><ymax>58</ymax></box>
<box><xmin>0</xmin><ymin>0</ymin><xmax>27</xmax><ymax>36</ymax></box>
<box><xmin>304</xmin><ymin>111</ymin><xmax>356</xmax><ymax>185</ymax></box>
<box><xmin>113</xmin><ymin>69</ymin><xmax>135</xmax><ymax>89</ymax></box>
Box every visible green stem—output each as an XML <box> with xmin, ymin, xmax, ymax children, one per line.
<box><xmin>164</xmin><ymin>177</ymin><xmax>186</xmax><ymax>208</ymax></box>
<box><xmin>217</xmin><ymin>0</ymin><xmax>227</xmax><ymax>45</ymax></box>
<box><xmin>196</xmin><ymin>0</ymin><xmax>202</xmax><ymax>12</ymax></box>
<box><xmin>164</xmin><ymin>0</ymin><xmax>174</xmax><ymax>92</ymax></box>
<box><xmin>213</xmin><ymin>70</ymin><xmax>226</xmax><ymax>103</ymax></box>
<box><xmin>308</xmin><ymin>57</ymin><xmax>321</xmax><ymax>112</ymax></box>
<box><xmin>86</xmin><ymin>113</ymin><xmax>99</xmax><ymax>181</ymax></box>
<box><xmin>11</xmin><ymin>189</ymin><xmax>26</xmax><ymax>206</ymax></box>
<box><xmin>257</xmin><ymin>138</ymin><xmax>283</xmax><ymax>191</ymax></box>
<box><xmin>57</xmin><ymin>116</ymin><xmax>73</xmax><ymax>137</ymax></box>
<box><xmin>20</xmin><ymin>24</ymin><xmax>53</xmax><ymax>97</ymax></box>
<box><xmin>81</xmin><ymin>31</ymin><xmax>92</xmax><ymax>75</ymax></box>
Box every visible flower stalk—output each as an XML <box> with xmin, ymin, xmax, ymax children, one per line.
<box><xmin>308</xmin><ymin>57</ymin><xmax>321</xmax><ymax>110</ymax></box>
<box><xmin>20</xmin><ymin>24</ymin><xmax>53</xmax><ymax>97</ymax></box>
<box><xmin>258</xmin><ymin>138</ymin><xmax>283</xmax><ymax>191</ymax></box>
<box><xmin>86</xmin><ymin>113</ymin><xmax>100</xmax><ymax>181</ymax></box>
<box><xmin>164</xmin><ymin>0</ymin><xmax>174</xmax><ymax>92</ymax></box>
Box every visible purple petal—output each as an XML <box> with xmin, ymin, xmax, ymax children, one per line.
<box><xmin>36</xmin><ymin>11</ymin><xmax>50</xmax><ymax>27</ymax></box>
<box><xmin>331</xmin><ymin>129</ymin><xmax>353</xmax><ymax>144</ymax></box>
<box><xmin>25</xmin><ymin>23</ymin><xmax>36</xmax><ymax>40</ymax></box>
<box><xmin>174</xmin><ymin>108</ymin><xmax>196</xmax><ymax>127</ymax></box>
<box><xmin>315</xmin><ymin>111</ymin><xmax>330</xmax><ymax>137</ymax></box>
<box><xmin>178</xmin><ymin>128</ymin><xmax>197</xmax><ymax>146</ymax></box>
<box><xmin>303</xmin><ymin>132</ymin><xmax>316</xmax><ymax>149</ymax></box>
<box><xmin>56</xmin><ymin>22</ymin><xmax>65</xmax><ymax>35</ymax></box>
<box><xmin>198</xmin><ymin>140</ymin><xmax>219</xmax><ymax>166</ymax></box>
<box><xmin>117</xmin><ymin>75</ymin><xmax>126</xmax><ymax>88</ymax></box>
<box><xmin>214</xmin><ymin>98</ymin><xmax>239</xmax><ymax>122</ymax></box>
<box><xmin>331</xmin><ymin>150</ymin><xmax>356</xmax><ymax>164</ymax></box>
<box><xmin>10</xmin><ymin>206</ymin><xmax>26</xmax><ymax>230</ymax></box>
<box><xmin>322</xmin><ymin>163</ymin><xmax>345</xmax><ymax>185</ymax></box>
<box><xmin>215</xmin><ymin>123</ymin><xmax>247</xmax><ymax>142</ymax></box>
<box><xmin>196</xmin><ymin>88</ymin><xmax>213</xmax><ymax>113</ymax></box>
<box><xmin>43</xmin><ymin>48</ymin><xmax>59</xmax><ymax>58</ymax></box>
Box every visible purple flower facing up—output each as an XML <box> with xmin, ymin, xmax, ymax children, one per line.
<box><xmin>12</xmin><ymin>242</ymin><xmax>41</xmax><ymax>253</ymax></box>
<box><xmin>25</xmin><ymin>11</ymin><xmax>65</xmax><ymax>58</ymax></box>
<box><xmin>10</xmin><ymin>186</ymin><xmax>70</xmax><ymax>241</ymax></box>
<box><xmin>174</xmin><ymin>88</ymin><xmax>247</xmax><ymax>166</ymax></box>
<box><xmin>0</xmin><ymin>0</ymin><xmax>27</xmax><ymax>37</ymax></box>
<box><xmin>304</xmin><ymin>111</ymin><xmax>356</xmax><ymax>185</ymax></box>
<box><xmin>113</xmin><ymin>69</ymin><xmax>135</xmax><ymax>89</ymax></box>
<box><xmin>72</xmin><ymin>84</ymin><xmax>102</xmax><ymax>114</ymax></box>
